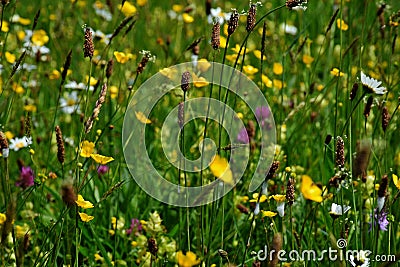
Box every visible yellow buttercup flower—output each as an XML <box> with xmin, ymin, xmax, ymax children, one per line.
<box><xmin>119</xmin><ymin>1</ymin><xmax>137</xmax><ymax>16</ymax></box>
<box><xmin>12</xmin><ymin>83</ymin><xmax>25</xmax><ymax>94</ymax></box>
<box><xmin>1</xmin><ymin>21</ymin><xmax>9</xmax><ymax>32</ymax></box>
<box><xmin>17</xmin><ymin>17</ymin><xmax>31</xmax><ymax>25</ymax></box>
<box><xmin>135</xmin><ymin>111</ymin><xmax>152</xmax><ymax>124</ymax></box>
<box><xmin>271</xmin><ymin>194</ymin><xmax>286</xmax><ymax>202</ymax></box>
<box><xmin>172</xmin><ymin>4</ymin><xmax>183</xmax><ymax>12</ymax></box>
<box><xmin>253</xmin><ymin>50</ymin><xmax>266</xmax><ymax>60</ymax></box>
<box><xmin>243</xmin><ymin>65</ymin><xmax>259</xmax><ymax>75</ymax></box>
<box><xmin>15</xmin><ymin>224</ymin><xmax>29</xmax><ymax>238</ymax></box>
<box><xmin>191</xmin><ymin>73</ymin><xmax>209</xmax><ymax>87</ymax></box>
<box><xmin>5</xmin><ymin>52</ymin><xmax>16</xmax><ymax>64</ymax></box>
<box><xmin>31</xmin><ymin>29</ymin><xmax>49</xmax><ymax>46</ymax></box>
<box><xmin>17</xmin><ymin>30</ymin><xmax>26</xmax><ymax>41</ymax></box>
<box><xmin>0</xmin><ymin>213</ymin><xmax>6</xmax><ymax>224</ymax></box>
<box><xmin>302</xmin><ymin>54</ymin><xmax>314</xmax><ymax>65</ymax></box>
<box><xmin>261</xmin><ymin>211</ymin><xmax>277</xmax><ymax>218</ymax></box>
<box><xmin>273</xmin><ymin>79</ymin><xmax>285</xmax><ymax>89</ymax></box>
<box><xmin>90</xmin><ymin>154</ymin><xmax>114</xmax><ymax>165</ymax></box>
<box><xmin>301</xmin><ymin>175</ymin><xmax>323</xmax><ymax>202</ymax></box>
<box><xmin>86</xmin><ymin>76</ymin><xmax>98</xmax><ymax>86</ymax></box>
<box><xmin>79</xmin><ymin>212</ymin><xmax>94</xmax><ymax>222</ymax></box>
<box><xmin>197</xmin><ymin>59</ymin><xmax>211</xmax><ymax>72</ymax></box>
<box><xmin>336</xmin><ymin>19</ymin><xmax>349</xmax><ymax>31</ymax></box>
<box><xmin>262</xmin><ymin>74</ymin><xmax>273</xmax><ymax>88</ymax></box>
<box><xmin>80</xmin><ymin>140</ymin><xmax>95</xmax><ymax>157</ymax></box>
<box><xmin>209</xmin><ymin>155</ymin><xmax>234</xmax><ymax>185</ymax></box>
<box><xmin>76</xmin><ymin>194</ymin><xmax>94</xmax><ymax>209</ymax></box>
<box><xmin>250</xmin><ymin>193</ymin><xmax>267</xmax><ymax>203</ymax></box>
<box><xmin>24</xmin><ymin>104</ymin><xmax>37</xmax><ymax>112</ymax></box>
<box><xmin>49</xmin><ymin>70</ymin><xmax>61</xmax><ymax>80</ymax></box>
<box><xmin>273</xmin><ymin>62</ymin><xmax>283</xmax><ymax>75</ymax></box>
<box><xmin>110</xmin><ymin>86</ymin><xmax>118</xmax><ymax>99</ymax></box>
<box><xmin>137</xmin><ymin>0</ymin><xmax>147</xmax><ymax>6</ymax></box>
<box><xmin>193</xmin><ymin>76</ymin><xmax>209</xmax><ymax>87</ymax></box>
<box><xmin>393</xmin><ymin>174</ymin><xmax>400</xmax><ymax>190</ymax></box>
<box><xmin>160</xmin><ymin>67</ymin><xmax>178</xmax><ymax>79</ymax></box>
<box><xmin>114</xmin><ymin>51</ymin><xmax>133</xmax><ymax>64</ymax></box>
<box><xmin>177</xmin><ymin>251</ymin><xmax>201</xmax><ymax>267</ymax></box>
<box><xmin>220</xmin><ymin>36</ymin><xmax>227</xmax><ymax>48</ymax></box>
<box><xmin>182</xmin><ymin>13</ymin><xmax>194</xmax><ymax>23</ymax></box>
<box><xmin>330</xmin><ymin>68</ymin><xmax>345</xmax><ymax>77</ymax></box>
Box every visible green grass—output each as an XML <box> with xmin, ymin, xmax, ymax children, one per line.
<box><xmin>1</xmin><ymin>0</ymin><xmax>400</xmax><ymax>266</ymax></box>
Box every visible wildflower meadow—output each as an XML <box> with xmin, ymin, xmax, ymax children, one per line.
<box><xmin>1</xmin><ymin>0</ymin><xmax>400</xmax><ymax>266</ymax></box>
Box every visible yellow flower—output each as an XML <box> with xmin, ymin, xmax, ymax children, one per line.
<box><xmin>24</xmin><ymin>104</ymin><xmax>37</xmax><ymax>112</ymax></box>
<box><xmin>231</xmin><ymin>44</ymin><xmax>245</xmax><ymax>55</ymax></box>
<box><xmin>31</xmin><ymin>30</ymin><xmax>49</xmax><ymax>46</ymax></box>
<box><xmin>182</xmin><ymin>13</ymin><xmax>194</xmax><ymax>23</ymax></box>
<box><xmin>110</xmin><ymin>86</ymin><xmax>118</xmax><ymax>99</ymax></box>
<box><xmin>5</xmin><ymin>52</ymin><xmax>16</xmax><ymax>64</ymax></box>
<box><xmin>12</xmin><ymin>83</ymin><xmax>25</xmax><ymax>94</ymax></box>
<box><xmin>336</xmin><ymin>19</ymin><xmax>349</xmax><ymax>31</ymax></box>
<box><xmin>220</xmin><ymin>36</ymin><xmax>227</xmax><ymax>48</ymax></box>
<box><xmin>79</xmin><ymin>212</ymin><xmax>94</xmax><ymax>222</ymax></box>
<box><xmin>86</xmin><ymin>76</ymin><xmax>98</xmax><ymax>86</ymax></box>
<box><xmin>49</xmin><ymin>70</ymin><xmax>61</xmax><ymax>80</ymax></box>
<box><xmin>135</xmin><ymin>111</ymin><xmax>152</xmax><ymax>124</ymax></box>
<box><xmin>273</xmin><ymin>79</ymin><xmax>285</xmax><ymax>89</ymax></box>
<box><xmin>137</xmin><ymin>0</ymin><xmax>147</xmax><ymax>6</ymax></box>
<box><xmin>330</xmin><ymin>68</ymin><xmax>345</xmax><ymax>77</ymax></box>
<box><xmin>301</xmin><ymin>175</ymin><xmax>323</xmax><ymax>202</ymax></box>
<box><xmin>1</xmin><ymin>21</ymin><xmax>9</xmax><ymax>32</ymax></box>
<box><xmin>253</xmin><ymin>50</ymin><xmax>266</xmax><ymax>60</ymax></box>
<box><xmin>94</xmin><ymin>253</ymin><xmax>104</xmax><ymax>262</ymax></box>
<box><xmin>172</xmin><ymin>4</ymin><xmax>183</xmax><ymax>12</ymax></box>
<box><xmin>17</xmin><ymin>17</ymin><xmax>31</xmax><ymax>25</ymax></box>
<box><xmin>160</xmin><ymin>67</ymin><xmax>178</xmax><ymax>79</ymax></box>
<box><xmin>262</xmin><ymin>74</ymin><xmax>273</xmax><ymax>88</ymax></box>
<box><xmin>243</xmin><ymin>65</ymin><xmax>259</xmax><ymax>75</ymax></box>
<box><xmin>0</xmin><ymin>213</ymin><xmax>6</xmax><ymax>224</ymax></box>
<box><xmin>250</xmin><ymin>193</ymin><xmax>267</xmax><ymax>203</ymax></box>
<box><xmin>193</xmin><ymin>76</ymin><xmax>209</xmax><ymax>87</ymax></box>
<box><xmin>177</xmin><ymin>251</ymin><xmax>201</xmax><ymax>267</ymax></box>
<box><xmin>209</xmin><ymin>155</ymin><xmax>234</xmax><ymax>185</ymax></box>
<box><xmin>114</xmin><ymin>51</ymin><xmax>133</xmax><ymax>63</ymax></box>
<box><xmin>273</xmin><ymin>62</ymin><xmax>283</xmax><ymax>75</ymax></box>
<box><xmin>5</xmin><ymin>131</ymin><xmax>14</xmax><ymax>140</ymax></box>
<box><xmin>17</xmin><ymin>30</ymin><xmax>26</xmax><ymax>41</ymax></box>
<box><xmin>225</xmin><ymin>54</ymin><xmax>239</xmax><ymax>63</ymax></box>
<box><xmin>197</xmin><ymin>59</ymin><xmax>211</xmax><ymax>72</ymax></box>
<box><xmin>90</xmin><ymin>153</ymin><xmax>114</xmax><ymax>165</ymax></box>
<box><xmin>393</xmin><ymin>174</ymin><xmax>400</xmax><ymax>190</ymax></box>
<box><xmin>119</xmin><ymin>1</ymin><xmax>137</xmax><ymax>16</ymax></box>
<box><xmin>76</xmin><ymin>194</ymin><xmax>94</xmax><ymax>209</ymax></box>
<box><xmin>15</xmin><ymin>224</ymin><xmax>29</xmax><ymax>238</ymax></box>
<box><xmin>261</xmin><ymin>210</ymin><xmax>277</xmax><ymax>218</ymax></box>
<box><xmin>302</xmin><ymin>55</ymin><xmax>314</xmax><ymax>65</ymax></box>
<box><xmin>80</xmin><ymin>140</ymin><xmax>95</xmax><ymax>157</ymax></box>
<box><xmin>271</xmin><ymin>194</ymin><xmax>286</xmax><ymax>202</ymax></box>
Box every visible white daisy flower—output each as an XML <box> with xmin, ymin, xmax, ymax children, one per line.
<box><xmin>207</xmin><ymin>7</ymin><xmax>231</xmax><ymax>25</ymax></box>
<box><xmin>59</xmin><ymin>91</ymin><xmax>81</xmax><ymax>114</ymax></box>
<box><xmin>280</xmin><ymin>23</ymin><xmax>298</xmax><ymax>35</ymax></box>
<box><xmin>349</xmin><ymin>250</ymin><xmax>370</xmax><ymax>267</ymax></box>
<box><xmin>360</xmin><ymin>71</ymin><xmax>387</xmax><ymax>95</ymax></box>
<box><xmin>9</xmin><ymin>136</ymin><xmax>32</xmax><ymax>151</ymax></box>
<box><xmin>330</xmin><ymin>203</ymin><xmax>351</xmax><ymax>216</ymax></box>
